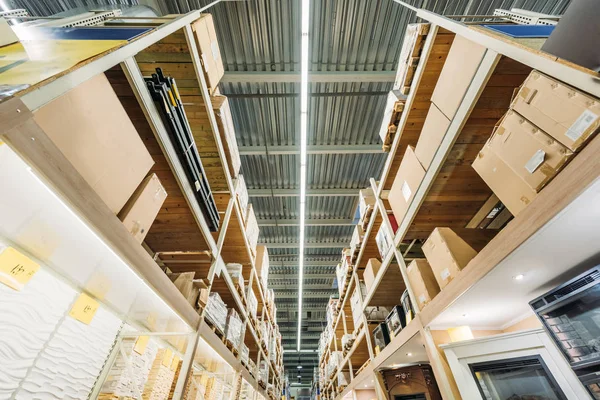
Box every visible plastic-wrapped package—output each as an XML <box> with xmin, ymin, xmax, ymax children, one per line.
<box><xmin>246</xmin><ymin>286</ymin><xmax>258</xmax><ymax>319</ymax></box>
<box><xmin>365</xmin><ymin>306</ymin><xmax>392</xmax><ymax>322</ymax></box>
<box><xmin>226</xmin><ymin>263</ymin><xmax>245</xmax><ymax>296</ymax></box>
<box><xmin>350</xmin><ymin>281</ymin><xmax>367</xmax><ymax>329</ymax></box>
<box><xmin>236</xmin><ymin>174</ymin><xmax>249</xmax><ymax>221</ymax></box>
<box><xmin>143</xmin><ymin>348</ymin><xmax>176</xmax><ymax>400</ymax></box>
<box><xmin>349</xmin><ymin>225</ymin><xmax>365</xmax><ymax>256</ymax></box>
<box><xmin>225</xmin><ymin>308</ymin><xmax>243</xmax><ymax>349</ymax></box>
<box><xmin>326</xmin><ymin>297</ymin><xmax>338</xmax><ymax>326</ymax></box>
<box><xmin>205</xmin><ymin>292</ymin><xmax>228</xmax><ymax>333</ymax></box>
<box><xmin>258</xmin><ymin>360</ymin><xmax>269</xmax><ymax>384</ymax></box>
<box><xmin>337</xmin><ymin>370</ymin><xmax>350</xmax><ymax>387</ymax></box>
<box><xmin>240</xmin><ymin>343</ymin><xmax>250</xmax><ymax>364</ymax></box>
<box><xmin>341</xmin><ymin>334</ymin><xmax>354</xmax><ymax>352</ymax></box>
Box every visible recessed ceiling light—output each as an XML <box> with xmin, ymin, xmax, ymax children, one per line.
<box><xmin>513</xmin><ymin>274</ymin><xmax>525</xmax><ymax>281</ymax></box>
<box><xmin>297</xmin><ymin>375</ymin><xmax>302</xmax><ymax>378</ymax></box>
<box><xmin>297</xmin><ymin>365</ymin><xmax>303</xmax><ymax>369</ymax></box>
<box><xmin>406</xmin><ymin>352</ymin><xmax>412</xmax><ymax>356</ymax></box>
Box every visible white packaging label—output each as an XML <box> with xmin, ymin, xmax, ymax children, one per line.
<box><xmin>211</xmin><ymin>40</ymin><xmax>220</xmax><ymax>61</ymax></box>
<box><xmin>401</xmin><ymin>181</ymin><xmax>412</xmax><ymax>202</ymax></box>
<box><xmin>440</xmin><ymin>268</ymin><xmax>451</xmax><ymax>281</ymax></box>
<box><xmin>566</xmin><ymin>110</ymin><xmax>599</xmax><ymax>142</ymax></box>
<box><xmin>418</xmin><ymin>294</ymin><xmax>427</xmax><ymax>305</ymax></box>
<box><xmin>524</xmin><ymin>149</ymin><xmax>546</xmax><ymax>174</ymax></box>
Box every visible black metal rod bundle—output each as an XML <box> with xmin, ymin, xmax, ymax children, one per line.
<box><xmin>145</xmin><ymin>68</ymin><xmax>220</xmax><ymax>231</ymax></box>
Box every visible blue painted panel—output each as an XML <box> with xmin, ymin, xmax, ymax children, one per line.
<box><xmin>483</xmin><ymin>24</ymin><xmax>555</xmax><ymax>38</ymax></box>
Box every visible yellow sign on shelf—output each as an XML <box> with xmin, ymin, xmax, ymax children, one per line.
<box><xmin>171</xmin><ymin>355</ymin><xmax>181</xmax><ymax>371</ymax></box>
<box><xmin>134</xmin><ymin>335</ymin><xmax>150</xmax><ymax>355</ymax></box>
<box><xmin>69</xmin><ymin>293</ymin><xmax>99</xmax><ymax>325</ymax></box>
<box><xmin>162</xmin><ymin>347</ymin><xmax>173</xmax><ymax>368</ymax></box>
<box><xmin>0</xmin><ymin>246</ymin><xmax>40</xmax><ymax>291</ymax></box>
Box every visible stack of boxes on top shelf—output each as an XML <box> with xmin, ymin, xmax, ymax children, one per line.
<box><xmin>237</xmin><ymin>175</ymin><xmax>260</xmax><ymax>258</ymax></box>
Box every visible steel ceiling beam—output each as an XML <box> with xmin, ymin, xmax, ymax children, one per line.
<box><xmin>221</xmin><ymin>70</ymin><xmax>396</xmax><ymax>83</ymax></box>
<box><xmin>269</xmin><ymin>260</ymin><xmax>338</xmax><ymax>267</ymax></box>
<box><xmin>257</xmin><ymin>218</ymin><xmax>354</xmax><ymax>227</ymax></box>
<box><xmin>269</xmin><ymin>273</ymin><xmax>336</xmax><ymax>279</ymax></box>
<box><xmin>270</xmin><ymin>283</ymin><xmax>334</xmax><ymax>290</ymax></box>
<box><xmin>249</xmin><ymin>188</ymin><xmax>358</xmax><ymax>197</ymax></box>
<box><xmin>258</xmin><ymin>242</ymin><xmax>347</xmax><ymax>248</ymax></box>
<box><xmin>239</xmin><ymin>144</ymin><xmax>382</xmax><ymax>156</ymax></box>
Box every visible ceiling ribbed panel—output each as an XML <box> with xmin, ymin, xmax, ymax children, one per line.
<box><xmin>307</xmin><ymin>153</ymin><xmax>386</xmax><ymax>189</ymax></box>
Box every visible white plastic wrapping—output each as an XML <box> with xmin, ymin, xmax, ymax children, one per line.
<box><xmin>225</xmin><ymin>308</ymin><xmax>243</xmax><ymax>349</ymax></box>
<box><xmin>205</xmin><ymin>292</ymin><xmax>228</xmax><ymax>333</ymax></box>
<box><xmin>246</xmin><ymin>285</ymin><xmax>258</xmax><ymax>319</ymax></box>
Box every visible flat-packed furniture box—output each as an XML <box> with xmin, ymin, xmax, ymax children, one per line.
<box><xmin>255</xmin><ymin>245</ymin><xmax>269</xmax><ymax>290</ymax></box>
<box><xmin>389</xmin><ymin>146</ymin><xmax>426</xmax><ymax>223</ymax></box>
<box><xmin>245</xmin><ymin>204</ymin><xmax>260</xmax><ymax>255</ymax></box>
<box><xmin>431</xmin><ymin>35</ymin><xmax>487</xmax><ymax>120</ymax></box>
<box><xmin>226</xmin><ymin>263</ymin><xmax>245</xmax><ymax>295</ymax></box>
<box><xmin>33</xmin><ymin>73</ymin><xmax>154</xmax><ymax>214</ymax></box>
<box><xmin>363</xmin><ymin>258</ymin><xmax>383</xmax><ymax>293</ymax></box>
<box><xmin>167</xmin><ymin>272</ymin><xmax>200</xmax><ymax>307</ymax></box>
<box><xmin>511</xmin><ymin>70</ymin><xmax>600</xmax><ymax>152</ymax></box>
<box><xmin>375</xmin><ymin>226</ymin><xmax>392</xmax><ymax>259</ymax></box>
<box><xmin>211</xmin><ymin>95</ymin><xmax>241</xmax><ymax>178</ymax></box>
<box><xmin>414</xmin><ymin>103</ymin><xmax>451</xmax><ymax>169</ymax></box>
<box><xmin>191</xmin><ymin>14</ymin><xmax>224</xmax><ymax>93</ymax></box>
<box><xmin>119</xmin><ymin>173</ymin><xmax>167</xmax><ymax>243</ymax></box>
<box><xmin>472</xmin><ymin>142</ymin><xmax>538</xmax><ymax>216</ymax></box>
<box><xmin>407</xmin><ymin>259</ymin><xmax>440</xmax><ymax>309</ymax></box>
<box><xmin>422</xmin><ymin>228</ymin><xmax>477</xmax><ymax>290</ymax></box>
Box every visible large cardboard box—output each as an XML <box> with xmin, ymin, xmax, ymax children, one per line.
<box><xmin>255</xmin><ymin>245</ymin><xmax>269</xmax><ymax>290</ymax></box>
<box><xmin>212</xmin><ymin>95</ymin><xmax>241</xmax><ymax>178</ymax></box>
<box><xmin>415</xmin><ymin>103</ymin><xmax>451</xmax><ymax>169</ymax></box>
<box><xmin>422</xmin><ymin>228</ymin><xmax>477</xmax><ymax>290</ymax></box>
<box><xmin>472</xmin><ymin>143</ymin><xmax>538</xmax><ymax>216</ymax></box>
<box><xmin>191</xmin><ymin>14</ymin><xmax>224</xmax><ymax>93</ymax></box>
<box><xmin>364</xmin><ymin>258</ymin><xmax>382</xmax><ymax>293</ymax></box>
<box><xmin>488</xmin><ymin>110</ymin><xmax>573</xmax><ymax>192</ymax></box>
<box><xmin>431</xmin><ymin>35</ymin><xmax>487</xmax><ymax>120</ymax></box>
<box><xmin>511</xmin><ymin>71</ymin><xmax>600</xmax><ymax>152</ymax></box>
<box><xmin>407</xmin><ymin>259</ymin><xmax>440</xmax><ymax>309</ymax></box>
<box><xmin>388</xmin><ymin>146</ymin><xmax>426</xmax><ymax>223</ymax></box>
<box><xmin>34</xmin><ymin>73</ymin><xmax>154</xmax><ymax>214</ymax></box>
<box><xmin>167</xmin><ymin>272</ymin><xmax>200</xmax><ymax>307</ymax></box>
<box><xmin>119</xmin><ymin>173</ymin><xmax>167</xmax><ymax>243</ymax></box>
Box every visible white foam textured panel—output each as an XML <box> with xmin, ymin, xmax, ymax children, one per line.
<box><xmin>0</xmin><ymin>268</ymin><xmax>75</xmax><ymax>400</ymax></box>
<box><xmin>16</xmin><ymin>306</ymin><xmax>121</xmax><ymax>400</ymax></box>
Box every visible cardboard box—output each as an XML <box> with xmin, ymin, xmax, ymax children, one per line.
<box><xmin>34</xmin><ymin>74</ymin><xmax>154</xmax><ymax>214</ymax></box>
<box><xmin>488</xmin><ymin>110</ymin><xmax>573</xmax><ymax>192</ymax></box>
<box><xmin>407</xmin><ymin>259</ymin><xmax>440</xmax><ymax>308</ymax></box>
<box><xmin>255</xmin><ymin>245</ymin><xmax>269</xmax><ymax>290</ymax></box>
<box><xmin>472</xmin><ymin>143</ymin><xmax>538</xmax><ymax>216</ymax></box>
<box><xmin>167</xmin><ymin>272</ymin><xmax>200</xmax><ymax>307</ymax></box>
<box><xmin>511</xmin><ymin>71</ymin><xmax>600</xmax><ymax>152</ymax></box>
<box><xmin>375</xmin><ymin>226</ymin><xmax>392</xmax><ymax>259</ymax></box>
<box><xmin>378</xmin><ymin>90</ymin><xmax>408</xmax><ymax>145</ymax></box>
<box><xmin>119</xmin><ymin>173</ymin><xmax>167</xmax><ymax>243</ymax></box>
<box><xmin>212</xmin><ymin>95</ymin><xmax>241</xmax><ymax>178</ymax></box>
<box><xmin>388</xmin><ymin>146</ymin><xmax>426</xmax><ymax>223</ymax></box>
<box><xmin>363</xmin><ymin>258</ymin><xmax>382</xmax><ymax>293</ymax></box>
<box><xmin>415</xmin><ymin>103</ymin><xmax>451</xmax><ymax>169</ymax></box>
<box><xmin>359</xmin><ymin>188</ymin><xmax>376</xmax><ymax>221</ymax></box>
<box><xmin>191</xmin><ymin>14</ymin><xmax>224</xmax><ymax>93</ymax></box>
<box><xmin>431</xmin><ymin>35</ymin><xmax>487</xmax><ymax>120</ymax></box>
<box><xmin>422</xmin><ymin>228</ymin><xmax>477</xmax><ymax>290</ymax></box>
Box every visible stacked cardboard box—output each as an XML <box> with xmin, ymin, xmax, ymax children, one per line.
<box><xmin>225</xmin><ymin>308</ymin><xmax>243</xmax><ymax>349</ymax></box>
<box><xmin>326</xmin><ymin>297</ymin><xmax>338</xmax><ymax>327</ymax></box>
<box><xmin>358</xmin><ymin>188</ymin><xmax>376</xmax><ymax>229</ymax></box>
<box><xmin>183</xmin><ymin>375</ymin><xmax>205</xmax><ymax>400</ymax></box>
<box><xmin>205</xmin><ymin>292</ymin><xmax>228</xmax><ymax>333</ymax></box>
<box><xmin>100</xmin><ymin>338</ymin><xmax>158</xmax><ymax>398</ymax></box>
<box><xmin>191</xmin><ymin>14</ymin><xmax>224</xmax><ymax>94</ymax></box>
<box><xmin>350</xmin><ymin>282</ymin><xmax>367</xmax><ymax>329</ymax></box>
<box><xmin>349</xmin><ymin>225</ymin><xmax>365</xmax><ymax>258</ymax></box>
<box><xmin>240</xmin><ymin>344</ymin><xmax>250</xmax><ymax>365</ymax></box>
<box><xmin>167</xmin><ymin>272</ymin><xmax>200</xmax><ymax>308</ymax></box>
<box><xmin>363</xmin><ymin>258</ymin><xmax>382</xmax><ymax>294</ymax></box>
<box><xmin>379</xmin><ymin>90</ymin><xmax>409</xmax><ymax>151</ymax></box>
<box><xmin>211</xmin><ymin>95</ymin><xmax>241</xmax><ymax>178</ymax></box>
<box><xmin>118</xmin><ymin>173</ymin><xmax>167</xmax><ymax>243</ymax></box>
<box><xmin>394</xmin><ymin>23</ymin><xmax>430</xmax><ymax>94</ymax></box>
<box><xmin>255</xmin><ymin>245</ymin><xmax>270</xmax><ymax>291</ymax></box>
<box><xmin>142</xmin><ymin>348</ymin><xmax>176</xmax><ymax>400</ymax></box>
<box><xmin>472</xmin><ymin>71</ymin><xmax>597</xmax><ymax>216</ymax></box>
<box><xmin>336</xmin><ymin>250</ymin><xmax>352</xmax><ymax>296</ymax></box>
<box><xmin>245</xmin><ymin>204</ymin><xmax>260</xmax><ymax>255</ymax></box>
<box><xmin>375</xmin><ymin>226</ymin><xmax>393</xmax><ymax>259</ymax></box>
<box><xmin>422</xmin><ymin>228</ymin><xmax>477</xmax><ymax>290</ymax></box>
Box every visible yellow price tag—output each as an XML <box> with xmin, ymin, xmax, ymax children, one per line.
<box><xmin>162</xmin><ymin>347</ymin><xmax>173</xmax><ymax>367</ymax></box>
<box><xmin>170</xmin><ymin>354</ymin><xmax>181</xmax><ymax>371</ymax></box>
<box><xmin>69</xmin><ymin>293</ymin><xmax>99</xmax><ymax>325</ymax></box>
<box><xmin>0</xmin><ymin>247</ymin><xmax>40</xmax><ymax>291</ymax></box>
<box><xmin>134</xmin><ymin>335</ymin><xmax>150</xmax><ymax>355</ymax></box>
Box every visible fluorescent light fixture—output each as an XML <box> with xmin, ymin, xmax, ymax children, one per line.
<box><xmin>297</xmin><ymin>365</ymin><xmax>303</xmax><ymax>369</ymax></box>
<box><xmin>406</xmin><ymin>352</ymin><xmax>412</xmax><ymax>357</ymax></box>
<box><xmin>297</xmin><ymin>0</ymin><xmax>310</xmax><ymax>352</ymax></box>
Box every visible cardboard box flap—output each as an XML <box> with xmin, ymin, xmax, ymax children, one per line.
<box><xmin>414</xmin><ymin>103</ymin><xmax>451</xmax><ymax>170</ymax></box>
<box><xmin>388</xmin><ymin>146</ymin><xmax>426</xmax><ymax>223</ymax></box>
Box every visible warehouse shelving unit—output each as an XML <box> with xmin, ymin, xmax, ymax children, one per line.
<box><xmin>318</xmin><ymin>5</ymin><xmax>600</xmax><ymax>400</ymax></box>
<box><xmin>0</xmin><ymin>10</ymin><xmax>282</xmax><ymax>400</ymax></box>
